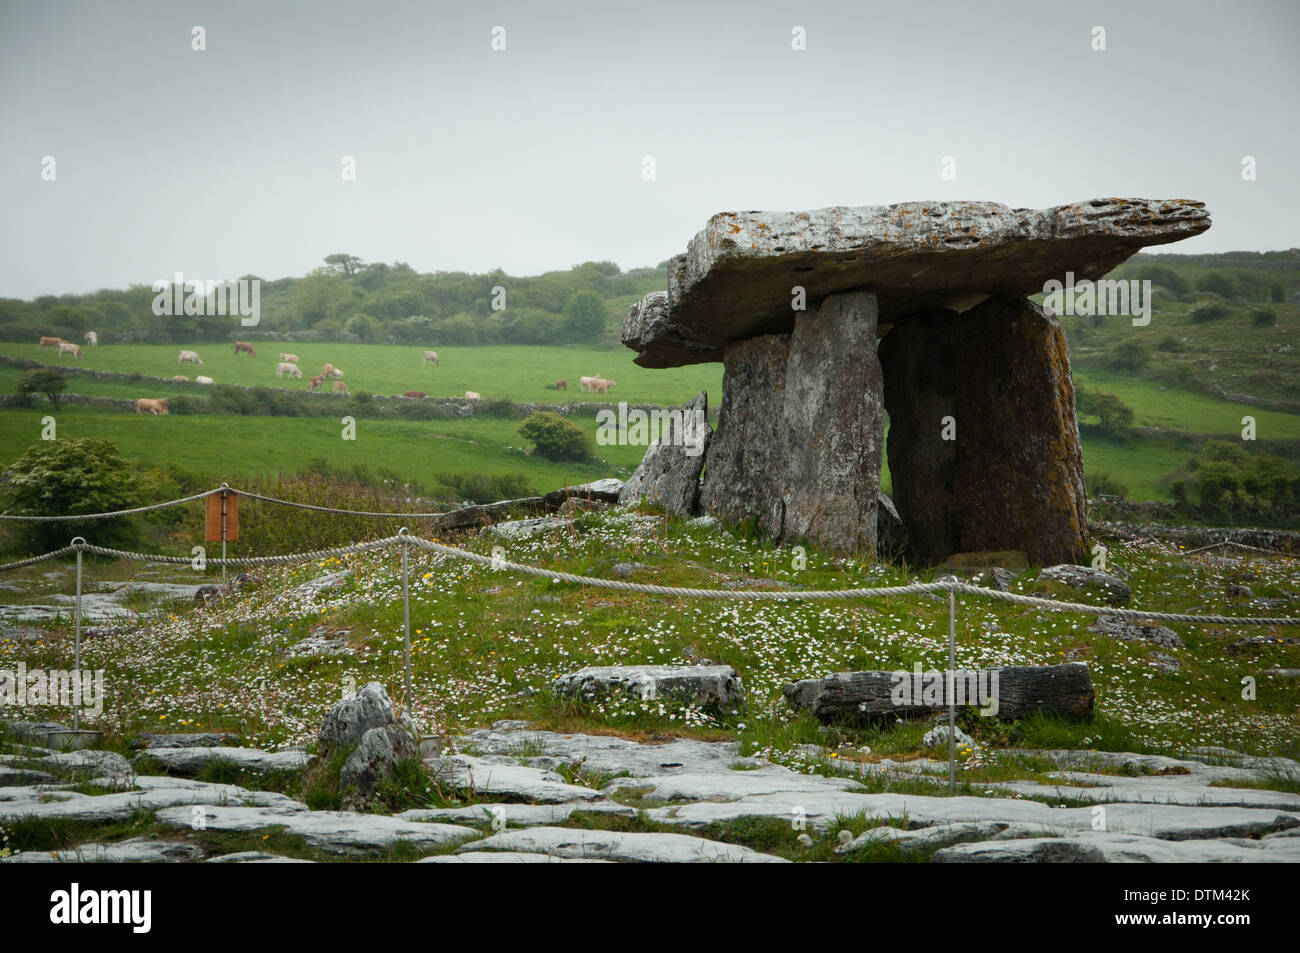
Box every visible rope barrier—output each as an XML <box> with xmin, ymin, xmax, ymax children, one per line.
<box><xmin>0</xmin><ymin>489</ymin><xmax>220</xmax><ymax>522</ymax></box>
<box><xmin>2</xmin><ymin>533</ymin><xmax>1294</xmax><ymax>626</ymax></box>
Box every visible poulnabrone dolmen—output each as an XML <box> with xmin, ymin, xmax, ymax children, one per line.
<box><xmin>620</xmin><ymin>198</ymin><xmax>1211</xmax><ymax>564</ymax></box>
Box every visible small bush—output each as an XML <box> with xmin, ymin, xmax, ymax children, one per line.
<box><xmin>1104</xmin><ymin>338</ymin><xmax>1150</xmax><ymax>372</ymax></box>
<box><xmin>1188</xmin><ymin>301</ymin><xmax>1231</xmax><ymax>323</ymax></box>
<box><xmin>518</xmin><ymin>411</ymin><xmax>593</xmax><ymax>461</ymax></box>
<box><xmin>1250</xmin><ymin>308</ymin><xmax>1277</xmax><ymax>327</ymax></box>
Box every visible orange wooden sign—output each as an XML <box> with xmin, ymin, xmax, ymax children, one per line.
<box><xmin>205</xmin><ymin>492</ymin><xmax>239</xmax><ymax>542</ymax></box>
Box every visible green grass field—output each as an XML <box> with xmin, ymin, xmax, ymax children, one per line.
<box><xmin>3</xmin><ymin>340</ymin><xmax>1298</xmax><ymax>505</ymax></box>
<box><xmin>0</xmin><ymin>406</ymin><xmax>648</xmax><ymax>491</ymax></box>
<box><xmin>0</xmin><ymin>342</ymin><xmax>723</xmax><ymax>407</ymax></box>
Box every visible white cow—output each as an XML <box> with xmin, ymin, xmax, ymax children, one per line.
<box><xmin>195</xmin><ymin>375</ymin><xmax>214</xmax><ymax>385</ymax></box>
<box><xmin>422</xmin><ymin>350</ymin><xmax>439</xmax><ymax>366</ymax></box>
<box><xmin>331</xmin><ymin>367</ymin><xmax>344</xmax><ymax>379</ymax></box>
<box><xmin>279</xmin><ymin>352</ymin><xmax>299</xmax><ymax>363</ymax></box>
<box><xmin>464</xmin><ymin>391</ymin><xmax>481</xmax><ymax>400</ymax></box>
<box><xmin>579</xmin><ymin>375</ymin><xmax>601</xmax><ymax>392</ymax></box>
<box><xmin>84</xmin><ymin>331</ymin><xmax>98</xmax><ymax>347</ymax></box>
<box><xmin>276</xmin><ymin>362</ymin><xmax>303</xmax><ymax>379</ymax></box>
<box><xmin>178</xmin><ymin>350</ymin><xmax>203</xmax><ymax>366</ymax></box>
<box><xmin>57</xmin><ymin>342</ymin><xmax>84</xmax><ymax>359</ymax></box>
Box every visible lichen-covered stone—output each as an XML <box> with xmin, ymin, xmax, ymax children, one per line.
<box><xmin>631</xmin><ymin>198</ymin><xmax>1210</xmax><ymax>368</ymax></box>
<box><xmin>880</xmin><ymin>298</ymin><xmax>1087</xmax><ymax>566</ymax></box>
<box><xmin>618</xmin><ymin>391</ymin><xmax>711</xmax><ymax>515</ymax></box>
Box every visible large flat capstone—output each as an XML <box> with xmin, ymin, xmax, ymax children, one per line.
<box><xmin>625</xmin><ymin>198</ymin><xmax>1210</xmax><ymax>368</ymax></box>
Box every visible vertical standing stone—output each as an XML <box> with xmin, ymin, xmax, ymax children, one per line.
<box><xmin>880</xmin><ymin>297</ymin><xmax>1088</xmax><ymax>566</ymax></box>
<box><xmin>699</xmin><ymin>291</ymin><xmax>884</xmax><ymax>554</ymax></box>
<box><xmin>617</xmin><ymin>391</ymin><xmax>712</xmax><ymax>515</ymax></box>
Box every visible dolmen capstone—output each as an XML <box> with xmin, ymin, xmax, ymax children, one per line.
<box><xmin>621</xmin><ymin>198</ymin><xmax>1210</xmax><ymax>564</ymax></box>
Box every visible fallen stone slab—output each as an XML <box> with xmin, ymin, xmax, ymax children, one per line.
<box><xmin>0</xmin><ymin>765</ymin><xmax>59</xmax><ymax>786</ymax></box>
<box><xmin>206</xmin><ymin>851</ymin><xmax>315</xmax><ymax>863</ymax></box>
<box><xmin>838</xmin><ymin>821</ymin><xmax>1015</xmax><ymax>855</ymax></box>
<box><xmin>1038</xmin><ymin>565</ymin><xmax>1132</xmax><ymax>606</ymax></box>
<box><xmin>1</xmin><ymin>837</ymin><xmax>202</xmax><ymax>864</ymax></box>
<box><xmin>783</xmin><ymin>663</ymin><xmax>1094</xmax><ymax>725</ymax></box>
<box><xmin>399</xmin><ymin>800</ymin><xmax>636</xmax><ymax>826</ymax></box>
<box><xmin>603</xmin><ymin>765</ymin><xmax>864</xmax><ymax>802</ymax></box>
<box><xmin>458</xmin><ymin>826</ymin><xmax>789</xmax><ymax>863</ymax></box>
<box><xmin>934</xmin><ymin>830</ymin><xmax>1300</xmax><ymax>863</ymax></box>
<box><xmin>552</xmin><ymin>665</ymin><xmax>743</xmax><ymax>710</ymax></box>
<box><xmin>136</xmin><ymin>746</ymin><xmax>310</xmax><ymax>777</ymax></box>
<box><xmin>647</xmin><ymin>791</ymin><xmax>1299</xmax><ymax>841</ymax></box>
<box><xmin>628</xmin><ymin>198</ymin><xmax>1209</xmax><ymax>369</ymax></box>
<box><xmin>485</xmin><ymin>517</ymin><xmax>566</xmax><ymax>541</ymax></box>
<box><xmin>419</xmin><ymin>851</ymin><xmax>612</xmax><ymax>863</ymax></box>
<box><xmin>155</xmin><ymin>805</ymin><xmax>476</xmax><ymax>855</ymax></box>
<box><xmin>0</xmin><ymin>784</ymin><xmax>304</xmax><ymax>822</ymax></box>
<box><xmin>457</xmin><ymin>726</ymin><xmax>754</xmax><ymax>777</ymax></box>
<box><xmin>540</xmin><ymin>479</ymin><xmax>626</xmax><ymax>506</ymax></box>
<box><xmin>134</xmin><ymin>732</ymin><xmax>240</xmax><ymax>749</ymax></box>
<box><xmin>428</xmin><ymin>755</ymin><xmax>604</xmax><ymax>804</ymax></box>
<box><xmin>617</xmin><ymin>391</ymin><xmax>711</xmax><ymax>516</ymax></box>
<box><xmin>276</xmin><ymin>570</ymin><xmax>350</xmax><ymax>602</ymax></box>
<box><xmin>47</xmin><ymin>749</ymin><xmax>133</xmax><ymax>781</ymax></box>
<box><xmin>986</xmin><ymin>776</ymin><xmax>1300</xmax><ymax>811</ymax></box>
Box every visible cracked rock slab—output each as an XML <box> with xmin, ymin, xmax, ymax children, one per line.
<box><xmin>0</xmin><ymin>784</ymin><xmax>304</xmax><ymax>822</ymax></box>
<box><xmin>629</xmin><ymin>198</ymin><xmax>1210</xmax><ymax>367</ymax></box>
<box><xmin>418</xmin><ymin>851</ymin><xmax>612</xmax><ymax>863</ymax></box>
<box><xmin>427</xmin><ymin>755</ymin><xmax>604</xmax><ymax>803</ymax></box>
<box><xmin>1</xmin><ymin>837</ymin><xmax>203</xmax><ymax>864</ymax></box>
<box><xmin>155</xmin><ymin>805</ymin><xmax>476</xmax><ymax>855</ymax></box>
<box><xmin>604</xmin><ymin>765</ymin><xmax>864</xmax><ymax>802</ymax></box>
<box><xmin>398</xmin><ymin>800</ymin><xmax>637</xmax><ymax>826</ymax></box>
<box><xmin>458</xmin><ymin>826</ymin><xmax>789</xmax><ymax>863</ymax></box>
<box><xmin>934</xmin><ymin>831</ymin><xmax>1300</xmax><ymax>863</ymax></box>
<box><xmin>135</xmin><ymin>746</ymin><xmax>310</xmax><ymax>776</ymax></box>
<box><xmin>456</xmin><ymin>726</ymin><xmax>753</xmax><ymax>777</ymax></box>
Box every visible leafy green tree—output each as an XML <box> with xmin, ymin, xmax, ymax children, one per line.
<box><xmin>562</xmin><ymin>291</ymin><xmax>606</xmax><ymax>344</ymax></box>
<box><xmin>16</xmin><ymin>368</ymin><xmax>68</xmax><ymax>410</ymax></box>
<box><xmin>4</xmin><ymin>439</ymin><xmax>145</xmax><ymax>550</ymax></box>
<box><xmin>324</xmin><ymin>253</ymin><xmax>364</xmax><ymax>279</ymax></box>
<box><xmin>518</xmin><ymin>412</ymin><xmax>592</xmax><ymax>461</ymax></box>
<box><xmin>1197</xmin><ymin>272</ymin><xmax>1237</xmax><ymax>297</ymax></box>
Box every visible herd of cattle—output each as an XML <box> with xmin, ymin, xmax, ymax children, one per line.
<box><xmin>34</xmin><ymin>336</ymin><xmax>619</xmax><ymax>414</ymax></box>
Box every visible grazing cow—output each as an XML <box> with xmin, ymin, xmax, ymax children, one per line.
<box><xmin>38</xmin><ymin>336</ymin><xmax>64</xmax><ymax>349</ymax></box>
<box><xmin>592</xmin><ymin>378</ymin><xmax>616</xmax><ymax>394</ymax></box>
<box><xmin>84</xmin><ymin>331</ymin><xmax>98</xmax><ymax>347</ymax></box>
<box><xmin>555</xmin><ymin>379</ymin><xmax>567</xmax><ymax>390</ymax></box>
<box><xmin>403</xmin><ymin>390</ymin><xmax>426</xmax><ymax>398</ymax></box>
<box><xmin>464</xmin><ymin>391</ymin><xmax>481</xmax><ymax>400</ymax></box>
<box><xmin>178</xmin><ymin>350</ymin><xmax>203</xmax><ymax>366</ymax></box>
<box><xmin>196</xmin><ymin>375</ymin><xmax>214</xmax><ymax>385</ymax></box>
<box><xmin>57</xmin><ymin>342</ymin><xmax>84</xmax><ymax>359</ymax></box>
<box><xmin>279</xmin><ymin>352</ymin><xmax>299</xmax><ymax>363</ymax></box>
<box><xmin>134</xmin><ymin>398</ymin><xmax>169</xmax><ymax>415</ymax></box>
<box><xmin>173</xmin><ymin>375</ymin><xmax>189</xmax><ymax>381</ymax></box>
<box><xmin>333</xmin><ymin>380</ymin><xmax>348</xmax><ymax>394</ymax></box>
<box><xmin>331</xmin><ymin>367</ymin><xmax>344</xmax><ymax>379</ymax></box>
<box><xmin>234</xmin><ymin>341</ymin><xmax>256</xmax><ymax>357</ymax></box>
<box><xmin>321</xmin><ymin>363</ymin><xmax>334</xmax><ymax>378</ymax></box>
<box><xmin>276</xmin><ymin>362</ymin><xmax>303</xmax><ymax>379</ymax></box>
<box><xmin>422</xmin><ymin>350</ymin><xmax>439</xmax><ymax>366</ymax></box>
<box><xmin>579</xmin><ymin>375</ymin><xmax>601</xmax><ymax>392</ymax></box>
<box><xmin>309</xmin><ymin>375</ymin><xmax>323</xmax><ymax>391</ymax></box>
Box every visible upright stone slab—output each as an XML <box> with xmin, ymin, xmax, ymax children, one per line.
<box><xmin>880</xmin><ymin>297</ymin><xmax>1087</xmax><ymax>565</ymax></box>
<box><xmin>617</xmin><ymin>391</ymin><xmax>711</xmax><ymax>515</ymax></box>
<box><xmin>700</xmin><ymin>291</ymin><xmax>883</xmax><ymax>554</ymax></box>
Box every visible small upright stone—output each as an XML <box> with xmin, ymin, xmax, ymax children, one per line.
<box><xmin>618</xmin><ymin>391</ymin><xmax>711</xmax><ymax>515</ymax></box>
<box><xmin>319</xmin><ymin>682</ymin><xmax>399</xmax><ymax>758</ymax></box>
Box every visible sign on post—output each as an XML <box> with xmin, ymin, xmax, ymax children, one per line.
<box><xmin>205</xmin><ymin>491</ymin><xmax>238</xmax><ymax>542</ymax></box>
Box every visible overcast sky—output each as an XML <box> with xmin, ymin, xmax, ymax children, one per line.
<box><xmin>1</xmin><ymin>0</ymin><xmax>1296</xmax><ymax>299</ymax></box>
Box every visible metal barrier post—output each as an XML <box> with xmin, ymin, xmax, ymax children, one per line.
<box><xmin>948</xmin><ymin>579</ymin><xmax>956</xmax><ymax>796</ymax></box>
<box><xmin>399</xmin><ymin>528</ymin><xmax>413</xmax><ymax>711</ymax></box>
<box><xmin>72</xmin><ymin>537</ymin><xmax>85</xmax><ymax>732</ymax></box>
<box><xmin>220</xmin><ymin>483</ymin><xmax>229</xmax><ymax>596</ymax></box>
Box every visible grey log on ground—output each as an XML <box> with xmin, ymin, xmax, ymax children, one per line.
<box><xmin>553</xmin><ymin>665</ymin><xmax>744</xmax><ymax>711</ymax></box>
<box><xmin>879</xmin><ymin>298</ymin><xmax>1088</xmax><ymax>566</ymax></box>
<box><xmin>783</xmin><ymin>663</ymin><xmax>1095</xmax><ymax>725</ymax></box>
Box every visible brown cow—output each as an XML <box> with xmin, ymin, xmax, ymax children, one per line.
<box><xmin>309</xmin><ymin>375</ymin><xmax>323</xmax><ymax>391</ymax></box>
<box><xmin>402</xmin><ymin>390</ymin><xmax>426</xmax><ymax>398</ymax></box>
<box><xmin>555</xmin><ymin>379</ymin><xmax>567</xmax><ymax>390</ymax></box>
<box><xmin>321</xmin><ymin>363</ymin><xmax>334</xmax><ymax>378</ymax></box>
<box><xmin>39</xmin><ymin>336</ymin><xmax>64</xmax><ymax>349</ymax></box>
<box><xmin>234</xmin><ymin>341</ymin><xmax>256</xmax><ymax>357</ymax></box>
<box><xmin>134</xmin><ymin>398</ymin><xmax>169</xmax><ymax>415</ymax></box>
<box><xmin>332</xmin><ymin>380</ymin><xmax>348</xmax><ymax>394</ymax></box>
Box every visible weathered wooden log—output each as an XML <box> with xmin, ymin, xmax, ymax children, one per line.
<box><xmin>783</xmin><ymin>663</ymin><xmax>1094</xmax><ymax>725</ymax></box>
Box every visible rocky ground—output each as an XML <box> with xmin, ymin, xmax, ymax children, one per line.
<box><xmin>2</xmin><ymin>706</ymin><xmax>1298</xmax><ymax>863</ymax></box>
